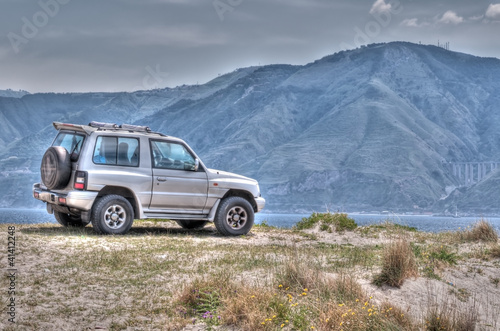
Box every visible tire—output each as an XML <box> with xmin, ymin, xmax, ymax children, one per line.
<box><xmin>54</xmin><ymin>211</ymin><xmax>87</xmax><ymax>227</ymax></box>
<box><xmin>40</xmin><ymin>146</ymin><xmax>72</xmax><ymax>190</ymax></box>
<box><xmin>214</xmin><ymin>197</ymin><xmax>254</xmax><ymax>236</ymax></box>
<box><xmin>91</xmin><ymin>195</ymin><xmax>134</xmax><ymax>235</ymax></box>
<box><xmin>175</xmin><ymin>220</ymin><xmax>208</xmax><ymax>230</ymax></box>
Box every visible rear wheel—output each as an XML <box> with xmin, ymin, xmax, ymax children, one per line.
<box><xmin>91</xmin><ymin>195</ymin><xmax>134</xmax><ymax>235</ymax></box>
<box><xmin>175</xmin><ymin>220</ymin><xmax>208</xmax><ymax>230</ymax></box>
<box><xmin>214</xmin><ymin>196</ymin><xmax>254</xmax><ymax>236</ymax></box>
<box><xmin>54</xmin><ymin>211</ymin><xmax>87</xmax><ymax>227</ymax></box>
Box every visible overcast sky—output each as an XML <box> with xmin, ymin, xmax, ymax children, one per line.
<box><xmin>1</xmin><ymin>0</ymin><xmax>499</xmax><ymax>93</ymax></box>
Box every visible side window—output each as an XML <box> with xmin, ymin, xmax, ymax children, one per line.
<box><xmin>151</xmin><ymin>140</ymin><xmax>196</xmax><ymax>170</ymax></box>
<box><xmin>93</xmin><ymin>136</ymin><xmax>139</xmax><ymax>166</ymax></box>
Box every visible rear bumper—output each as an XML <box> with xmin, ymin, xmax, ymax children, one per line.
<box><xmin>255</xmin><ymin>197</ymin><xmax>266</xmax><ymax>213</ymax></box>
<box><xmin>33</xmin><ymin>183</ymin><xmax>98</xmax><ymax>211</ymax></box>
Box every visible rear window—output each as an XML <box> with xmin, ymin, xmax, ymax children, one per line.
<box><xmin>53</xmin><ymin>132</ymin><xmax>85</xmax><ymax>159</ymax></box>
<box><xmin>93</xmin><ymin>136</ymin><xmax>139</xmax><ymax>167</ymax></box>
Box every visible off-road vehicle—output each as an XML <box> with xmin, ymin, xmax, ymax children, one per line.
<box><xmin>33</xmin><ymin>122</ymin><xmax>265</xmax><ymax>235</ymax></box>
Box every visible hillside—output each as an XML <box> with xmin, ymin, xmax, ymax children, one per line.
<box><xmin>1</xmin><ymin>42</ymin><xmax>500</xmax><ymax>213</ymax></box>
<box><xmin>0</xmin><ymin>89</ymin><xmax>29</xmax><ymax>98</ymax></box>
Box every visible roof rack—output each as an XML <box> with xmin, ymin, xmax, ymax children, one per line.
<box><xmin>54</xmin><ymin>121</ymin><xmax>166</xmax><ymax>136</ymax></box>
<box><xmin>88</xmin><ymin>121</ymin><xmax>152</xmax><ymax>133</ymax></box>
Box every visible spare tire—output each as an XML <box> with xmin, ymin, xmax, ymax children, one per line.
<box><xmin>40</xmin><ymin>146</ymin><xmax>72</xmax><ymax>190</ymax></box>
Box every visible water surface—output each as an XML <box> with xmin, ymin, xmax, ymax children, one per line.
<box><xmin>1</xmin><ymin>208</ymin><xmax>499</xmax><ymax>233</ymax></box>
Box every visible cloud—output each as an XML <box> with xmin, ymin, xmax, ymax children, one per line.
<box><xmin>401</xmin><ymin>18</ymin><xmax>419</xmax><ymax>27</ymax></box>
<box><xmin>486</xmin><ymin>3</ymin><xmax>500</xmax><ymax>20</ymax></box>
<box><xmin>469</xmin><ymin>14</ymin><xmax>485</xmax><ymax>21</ymax></box>
<box><xmin>400</xmin><ymin>18</ymin><xmax>430</xmax><ymax>28</ymax></box>
<box><xmin>437</xmin><ymin>10</ymin><xmax>464</xmax><ymax>24</ymax></box>
<box><xmin>370</xmin><ymin>0</ymin><xmax>391</xmax><ymax>14</ymax></box>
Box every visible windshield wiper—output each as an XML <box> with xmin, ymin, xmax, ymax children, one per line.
<box><xmin>70</xmin><ymin>140</ymin><xmax>81</xmax><ymax>157</ymax></box>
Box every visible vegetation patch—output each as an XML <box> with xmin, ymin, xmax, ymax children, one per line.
<box><xmin>459</xmin><ymin>219</ymin><xmax>498</xmax><ymax>243</ymax></box>
<box><xmin>373</xmin><ymin>239</ymin><xmax>418</xmax><ymax>287</ymax></box>
<box><xmin>294</xmin><ymin>212</ymin><xmax>357</xmax><ymax>232</ymax></box>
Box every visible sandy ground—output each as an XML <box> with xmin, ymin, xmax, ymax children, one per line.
<box><xmin>0</xmin><ymin>221</ymin><xmax>499</xmax><ymax>330</ymax></box>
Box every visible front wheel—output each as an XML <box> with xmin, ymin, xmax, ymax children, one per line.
<box><xmin>91</xmin><ymin>195</ymin><xmax>134</xmax><ymax>235</ymax></box>
<box><xmin>214</xmin><ymin>197</ymin><xmax>254</xmax><ymax>236</ymax></box>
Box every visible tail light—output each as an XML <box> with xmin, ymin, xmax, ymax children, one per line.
<box><xmin>74</xmin><ymin>171</ymin><xmax>87</xmax><ymax>190</ymax></box>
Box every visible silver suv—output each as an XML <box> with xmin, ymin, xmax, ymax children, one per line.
<box><xmin>33</xmin><ymin>122</ymin><xmax>265</xmax><ymax>235</ymax></box>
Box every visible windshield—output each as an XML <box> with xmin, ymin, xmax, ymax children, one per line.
<box><xmin>53</xmin><ymin>131</ymin><xmax>85</xmax><ymax>159</ymax></box>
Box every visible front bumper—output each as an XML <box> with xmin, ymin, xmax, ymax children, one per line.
<box><xmin>33</xmin><ymin>183</ymin><xmax>98</xmax><ymax>211</ymax></box>
<box><xmin>255</xmin><ymin>197</ymin><xmax>266</xmax><ymax>212</ymax></box>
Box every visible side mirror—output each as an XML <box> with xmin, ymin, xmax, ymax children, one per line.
<box><xmin>184</xmin><ymin>159</ymin><xmax>199</xmax><ymax>171</ymax></box>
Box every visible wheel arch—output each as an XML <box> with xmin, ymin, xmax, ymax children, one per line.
<box><xmin>96</xmin><ymin>186</ymin><xmax>140</xmax><ymax>218</ymax></box>
<box><xmin>221</xmin><ymin>189</ymin><xmax>257</xmax><ymax>212</ymax></box>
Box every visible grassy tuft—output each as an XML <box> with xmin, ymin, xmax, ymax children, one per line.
<box><xmin>294</xmin><ymin>212</ymin><xmax>357</xmax><ymax>232</ymax></box>
<box><xmin>373</xmin><ymin>239</ymin><xmax>418</xmax><ymax>287</ymax></box>
<box><xmin>276</xmin><ymin>253</ymin><xmax>321</xmax><ymax>291</ymax></box>
<box><xmin>461</xmin><ymin>219</ymin><xmax>498</xmax><ymax>243</ymax></box>
<box><xmin>490</xmin><ymin>244</ymin><xmax>500</xmax><ymax>258</ymax></box>
<box><xmin>423</xmin><ymin>291</ymin><xmax>478</xmax><ymax>331</ymax></box>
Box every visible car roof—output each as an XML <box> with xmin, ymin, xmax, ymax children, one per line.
<box><xmin>53</xmin><ymin>121</ymin><xmax>172</xmax><ymax>139</ymax></box>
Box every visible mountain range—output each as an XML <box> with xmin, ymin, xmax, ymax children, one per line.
<box><xmin>1</xmin><ymin>42</ymin><xmax>500</xmax><ymax>215</ymax></box>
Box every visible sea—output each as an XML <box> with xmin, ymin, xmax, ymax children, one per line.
<box><xmin>1</xmin><ymin>208</ymin><xmax>500</xmax><ymax>233</ymax></box>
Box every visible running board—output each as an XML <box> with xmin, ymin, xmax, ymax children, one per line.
<box><xmin>143</xmin><ymin>213</ymin><xmax>210</xmax><ymax>221</ymax></box>
<box><xmin>143</xmin><ymin>200</ymin><xmax>220</xmax><ymax>222</ymax></box>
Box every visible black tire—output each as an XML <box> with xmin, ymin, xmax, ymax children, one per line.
<box><xmin>54</xmin><ymin>211</ymin><xmax>87</xmax><ymax>227</ymax></box>
<box><xmin>91</xmin><ymin>195</ymin><xmax>134</xmax><ymax>235</ymax></box>
<box><xmin>175</xmin><ymin>220</ymin><xmax>208</xmax><ymax>230</ymax></box>
<box><xmin>214</xmin><ymin>197</ymin><xmax>254</xmax><ymax>236</ymax></box>
<box><xmin>41</xmin><ymin>146</ymin><xmax>72</xmax><ymax>190</ymax></box>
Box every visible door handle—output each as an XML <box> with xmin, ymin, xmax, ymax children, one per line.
<box><xmin>157</xmin><ymin>177</ymin><xmax>167</xmax><ymax>182</ymax></box>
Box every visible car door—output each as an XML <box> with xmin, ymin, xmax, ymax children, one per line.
<box><xmin>149</xmin><ymin>140</ymin><xmax>208</xmax><ymax>213</ymax></box>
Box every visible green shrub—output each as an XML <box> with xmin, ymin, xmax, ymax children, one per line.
<box><xmin>430</xmin><ymin>246</ymin><xmax>458</xmax><ymax>265</ymax></box>
<box><xmin>294</xmin><ymin>212</ymin><xmax>357</xmax><ymax>232</ymax></box>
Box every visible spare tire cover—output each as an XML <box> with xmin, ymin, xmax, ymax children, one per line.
<box><xmin>40</xmin><ymin>146</ymin><xmax>71</xmax><ymax>190</ymax></box>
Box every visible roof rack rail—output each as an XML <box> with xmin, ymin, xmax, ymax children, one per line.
<box><xmin>89</xmin><ymin>121</ymin><xmax>119</xmax><ymax>129</ymax></box>
<box><xmin>87</xmin><ymin>121</ymin><xmax>164</xmax><ymax>136</ymax></box>
<box><xmin>120</xmin><ymin>124</ymin><xmax>151</xmax><ymax>133</ymax></box>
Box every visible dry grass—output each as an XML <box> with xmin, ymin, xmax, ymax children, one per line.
<box><xmin>423</xmin><ymin>287</ymin><xmax>479</xmax><ymax>331</ymax></box>
<box><xmin>490</xmin><ymin>244</ymin><xmax>500</xmax><ymax>258</ymax></box>
<box><xmin>460</xmin><ymin>219</ymin><xmax>498</xmax><ymax>243</ymax></box>
<box><xmin>0</xmin><ymin>218</ymin><xmax>497</xmax><ymax>330</ymax></box>
<box><xmin>373</xmin><ymin>239</ymin><xmax>418</xmax><ymax>288</ymax></box>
